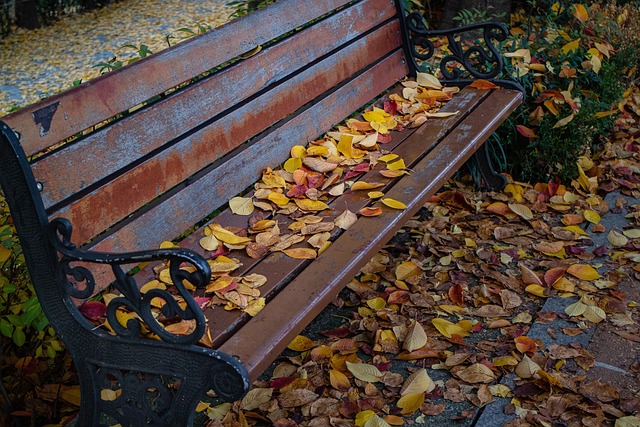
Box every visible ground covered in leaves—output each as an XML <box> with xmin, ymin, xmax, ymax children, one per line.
<box><xmin>0</xmin><ymin>0</ymin><xmax>231</xmax><ymax>115</ymax></box>
<box><xmin>190</xmin><ymin>87</ymin><xmax>640</xmax><ymax>426</ymax></box>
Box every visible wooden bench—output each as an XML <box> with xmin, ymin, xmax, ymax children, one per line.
<box><xmin>0</xmin><ymin>0</ymin><xmax>522</xmax><ymax>425</ymax></box>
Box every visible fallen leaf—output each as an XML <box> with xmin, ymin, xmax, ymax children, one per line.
<box><xmin>566</xmin><ymin>264</ymin><xmax>601</xmax><ymax>281</ymax></box>
<box><xmin>359</xmin><ymin>207</ymin><xmax>383</xmax><ymax>216</ymax></box>
<box><xmin>283</xmin><ymin>248</ymin><xmax>317</xmax><ymax>259</ymax></box>
<box><xmin>403</xmin><ymin>320</ymin><xmax>427</xmax><ymax>352</ymax></box>
<box><xmin>381</xmin><ymin>198</ymin><xmax>406</xmax><ymax>210</ymax></box>
<box><xmin>400</xmin><ymin>368</ymin><xmax>435</xmax><ymax>395</ymax></box>
<box><xmin>397</xmin><ymin>393</ymin><xmax>425</xmax><ymax>416</ymax></box>
<box><xmin>346</xmin><ymin>361</ymin><xmax>382</xmax><ymax>382</ymax></box>
<box><xmin>287</xmin><ymin>335</ymin><xmax>315</xmax><ymax>351</ymax></box>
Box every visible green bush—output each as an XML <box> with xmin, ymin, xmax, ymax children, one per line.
<box><xmin>498</xmin><ymin>0</ymin><xmax>639</xmax><ymax>182</ymax></box>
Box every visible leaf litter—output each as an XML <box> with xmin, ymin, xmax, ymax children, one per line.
<box><xmin>191</xmin><ymin>85</ymin><xmax>640</xmax><ymax>426</ymax></box>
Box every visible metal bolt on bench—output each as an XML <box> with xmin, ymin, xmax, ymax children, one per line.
<box><xmin>0</xmin><ymin>0</ymin><xmax>523</xmax><ymax>425</ymax></box>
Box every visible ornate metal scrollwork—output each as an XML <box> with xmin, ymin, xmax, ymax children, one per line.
<box><xmin>49</xmin><ymin>217</ymin><xmax>210</xmax><ymax>345</ymax></box>
<box><xmin>403</xmin><ymin>13</ymin><xmax>508</xmax><ymax>81</ymax></box>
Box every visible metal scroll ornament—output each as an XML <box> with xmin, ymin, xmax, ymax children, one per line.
<box><xmin>404</xmin><ymin>13</ymin><xmax>507</xmax><ymax>81</ymax></box>
<box><xmin>49</xmin><ymin>217</ymin><xmax>209</xmax><ymax>345</ymax></box>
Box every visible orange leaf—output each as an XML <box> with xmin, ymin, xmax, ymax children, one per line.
<box><xmin>351</xmin><ymin>181</ymin><xmax>385</xmax><ymax>191</ymax></box>
<box><xmin>514</xmin><ymin>336</ymin><xmax>537</xmax><ymax>356</ymax></box>
<box><xmin>566</xmin><ymin>264</ymin><xmax>601</xmax><ymax>281</ymax></box>
<box><xmin>520</xmin><ymin>264</ymin><xmax>544</xmax><ymax>287</ymax></box>
<box><xmin>359</xmin><ymin>207</ymin><xmax>382</xmax><ymax>217</ymax></box>
<box><xmin>486</xmin><ymin>202</ymin><xmax>513</xmax><ymax>216</ymax></box>
<box><xmin>329</xmin><ymin>369</ymin><xmax>351</xmax><ymax>391</ymax></box>
<box><xmin>283</xmin><ymin>248</ymin><xmax>317</xmax><ymax>259</ymax></box>
<box><xmin>469</xmin><ymin>79</ymin><xmax>499</xmax><ymax>89</ymax></box>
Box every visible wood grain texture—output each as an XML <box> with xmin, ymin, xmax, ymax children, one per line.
<box><xmin>33</xmin><ymin>0</ymin><xmax>399</xmax><ymax>209</ymax></box>
<box><xmin>2</xmin><ymin>0</ymin><xmax>357</xmax><ymax>156</ymax></box>
<box><xmin>51</xmin><ymin>24</ymin><xmax>403</xmax><ymax>246</ymax></box>
<box><xmin>79</xmin><ymin>51</ymin><xmax>408</xmax><ymax>292</ymax></box>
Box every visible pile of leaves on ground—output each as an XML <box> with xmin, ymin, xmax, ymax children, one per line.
<box><xmin>193</xmin><ymin>86</ymin><xmax>640</xmax><ymax>427</ymax></box>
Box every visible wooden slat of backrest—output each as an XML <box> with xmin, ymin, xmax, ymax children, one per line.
<box><xmin>33</xmin><ymin>0</ymin><xmax>398</xmax><ymax>210</ymax></box>
<box><xmin>51</xmin><ymin>22</ymin><xmax>403</xmax><ymax>246</ymax></box>
<box><xmin>219</xmin><ymin>89</ymin><xmax>524</xmax><ymax>379</ymax></box>
<box><xmin>2</xmin><ymin>0</ymin><xmax>358</xmax><ymax>157</ymax></box>
<box><xmin>88</xmin><ymin>52</ymin><xmax>409</xmax><ymax>259</ymax></box>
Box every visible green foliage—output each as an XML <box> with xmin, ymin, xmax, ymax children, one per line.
<box><xmin>452</xmin><ymin>7</ymin><xmax>507</xmax><ymax>26</ymax></box>
<box><xmin>93</xmin><ymin>43</ymin><xmax>153</xmax><ymax>74</ymax></box>
<box><xmin>226</xmin><ymin>0</ymin><xmax>276</xmax><ymax>18</ymax></box>
<box><xmin>497</xmin><ymin>0</ymin><xmax>639</xmax><ymax>183</ymax></box>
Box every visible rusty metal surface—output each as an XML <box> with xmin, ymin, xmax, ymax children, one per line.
<box><xmin>217</xmin><ymin>89</ymin><xmax>523</xmax><ymax>379</ymax></box>
<box><xmin>50</xmin><ymin>23</ymin><xmax>402</xmax><ymax>246</ymax></box>
<box><xmin>33</xmin><ymin>0</ymin><xmax>398</xmax><ymax>210</ymax></box>
<box><xmin>1</xmin><ymin>0</ymin><xmax>357</xmax><ymax>157</ymax></box>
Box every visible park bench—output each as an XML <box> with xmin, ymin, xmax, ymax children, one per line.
<box><xmin>0</xmin><ymin>0</ymin><xmax>523</xmax><ymax>425</ymax></box>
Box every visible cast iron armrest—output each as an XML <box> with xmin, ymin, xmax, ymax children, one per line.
<box><xmin>398</xmin><ymin>11</ymin><xmax>525</xmax><ymax>93</ymax></box>
<box><xmin>49</xmin><ymin>217</ymin><xmax>212</xmax><ymax>346</ymax></box>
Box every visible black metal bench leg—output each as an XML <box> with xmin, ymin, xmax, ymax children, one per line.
<box><xmin>473</xmin><ymin>142</ymin><xmax>507</xmax><ymax>191</ymax></box>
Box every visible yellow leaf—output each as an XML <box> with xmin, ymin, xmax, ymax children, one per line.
<box><xmin>368</xmin><ymin>191</ymin><xmax>384</xmax><ymax>199</ymax></box>
<box><xmin>294</xmin><ymin>199</ymin><xmax>330</xmax><ymax>212</ymax></box>
<box><xmin>199</xmin><ymin>234</ymin><xmax>220</xmax><ymax>252</ymax></box>
<box><xmin>584</xmin><ymin>210</ymin><xmax>601</xmax><ymax>224</ymax></box>
<box><xmin>363</xmin><ymin>107</ymin><xmax>390</xmax><ymax>123</ymax></box>
<box><xmin>208</xmin><ymin>256</ymin><xmax>240</xmax><ymax>274</ymax></box>
<box><xmin>379</xmin><ymin>169</ymin><xmax>408</xmax><ymax>178</ymax></box>
<box><xmin>351</xmin><ymin>181</ymin><xmax>384</xmax><ymax>191</ymax></box>
<box><xmin>403</xmin><ymin>320</ymin><xmax>427</xmax><ymax>352</ymax></box>
<box><xmin>60</xmin><ymin>385</ymin><xmax>82</xmax><ymax>406</ymax></box>
<box><xmin>290</xmin><ymin>145</ymin><xmax>307</xmax><ymax>158</ymax></box>
<box><xmin>396</xmin><ymin>261</ymin><xmax>421</xmax><ymax>280</ymax></box>
<box><xmin>211</xmin><ymin>225</ymin><xmax>252</xmax><ymax>246</ymax></box>
<box><xmin>243</xmin><ymin>298</ymin><xmax>265</xmax><ymax>316</ymax></box>
<box><xmin>381</xmin><ymin>198</ymin><xmax>406</xmax><ymax>210</ymax></box>
<box><xmin>356</xmin><ymin>410</ymin><xmax>376</xmax><ymax>427</ymax></box>
<box><xmin>397</xmin><ymin>393</ymin><xmax>425</xmax><ymax>416</ymax></box>
<box><xmin>283</xmin><ymin>248</ymin><xmax>317</xmax><ymax>259</ymax></box>
<box><xmin>508</xmin><ymin>203</ymin><xmax>533</xmax><ymax>220</ymax></box>
<box><xmin>268</xmin><ymin>191</ymin><xmax>290</xmax><ymax>206</ymax></box>
<box><xmin>367</xmin><ymin>297</ymin><xmax>386</xmax><ymax>311</ymax></box>
<box><xmin>431</xmin><ymin>318</ymin><xmax>469</xmax><ymax>338</ymax></box>
<box><xmin>330</xmin><ymin>369</ymin><xmax>351</xmax><ymax>391</ymax></box>
<box><xmin>553</xmin><ymin>113</ymin><xmax>574</xmax><ymax>128</ymax></box>
<box><xmin>573</xmin><ymin>4</ymin><xmax>588</xmax><ymax>22</ymax></box>
<box><xmin>386</xmin><ymin>158</ymin><xmax>406</xmax><ymax>171</ymax></box>
<box><xmin>525</xmin><ymin>284</ymin><xmax>548</xmax><ymax>298</ymax></box>
<box><xmin>566</xmin><ymin>264</ymin><xmax>600</xmax><ymax>281</ymax></box>
<box><xmin>140</xmin><ymin>280</ymin><xmax>166</xmax><ymax>294</ymax></box>
<box><xmin>400</xmin><ymin>368</ymin><xmax>435</xmax><ymax>395</ymax></box>
<box><xmin>378</xmin><ymin>153</ymin><xmax>399</xmax><ymax>163</ymax></box>
<box><xmin>283</xmin><ymin>157</ymin><xmax>302</xmax><ymax>173</ymax></box>
<box><xmin>346</xmin><ymin>361</ymin><xmax>382</xmax><ymax>382</ymax></box>
<box><xmin>287</xmin><ymin>335</ymin><xmax>315</xmax><ymax>351</ymax></box>
<box><xmin>229</xmin><ymin>196</ymin><xmax>255</xmax><ymax>216</ymax></box>
<box><xmin>561</xmin><ymin>39</ymin><xmax>580</xmax><ymax>55</ymax></box>
<box><xmin>493</xmin><ymin>355</ymin><xmax>519</xmax><ymax>367</ymax></box>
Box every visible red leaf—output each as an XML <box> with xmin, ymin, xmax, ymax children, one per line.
<box><xmin>270</xmin><ymin>376</ymin><xmax>297</xmax><ymax>390</ymax></box>
<box><xmin>377</xmin><ymin>133</ymin><xmax>392</xmax><ymax>144</ymax></box>
<box><xmin>516</xmin><ymin>125</ymin><xmax>538</xmax><ymax>139</ymax></box>
<box><xmin>448</xmin><ymin>283</ymin><xmax>465</xmax><ymax>306</ymax></box>
<box><xmin>384</xmin><ymin>100</ymin><xmax>398</xmax><ymax>115</ymax></box>
<box><xmin>79</xmin><ymin>301</ymin><xmax>107</xmax><ymax>320</ymax></box>
<box><xmin>320</xmin><ymin>327</ymin><xmax>351</xmax><ymax>338</ymax></box>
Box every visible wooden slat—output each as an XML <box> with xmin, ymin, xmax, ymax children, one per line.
<box><xmin>2</xmin><ymin>0</ymin><xmax>364</xmax><ymax>157</ymax></box>
<box><xmin>200</xmin><ymin>87</ymin><xmax>491</xmax><ymax>346</ymax></box>
<box><xmin>33</xmin><ymin>0</ymin><xmax>399</xmax><ymax>209</ymax></box>
<box><xmin>51</xmin><ymin>23</ymin><xmax>403</xmax><ymax>246</ymax></box>
<box><xmin>88</xmin><ymin>51</ymin><xmax>408</xmax><ymax>254</ymax></box>
<box><xmin>217</xmin><ymin>89</ymin><xmax>523</xmax><ymax>379</ymax></box>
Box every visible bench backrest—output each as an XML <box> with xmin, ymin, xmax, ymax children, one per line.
<box><xmin>1</xmin><ymin>0</ymin><xmax>408</xmax><ymax>267</ymax></box>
